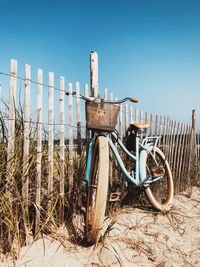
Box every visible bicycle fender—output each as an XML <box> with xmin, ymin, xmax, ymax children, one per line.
<box><xmin>139</xmin><ymin>143</ymin><xmax>153</xmax><ymax>183</ymax></box>
<box><xmin>85</xmin><ymin>139</ymin><xmax>95</xmax><ymax>183</ymax></box>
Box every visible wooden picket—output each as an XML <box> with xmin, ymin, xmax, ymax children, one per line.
<box><xmin>7</xmin><ymin>59</ymin><xmax>17</xmax><ymax>177</ymax></box>
<box><xmin>68</xmin><ymin>82</ymin><xmax>74</xmax><ymax>193</ymax></box>
<box><xmin>76</xmin><ymin>82</ymin><xmax>82</xmax><ymax>155</ymax></box>
<box><xmin>35</xmin><ymin>68</ymin><xmax>43</xmax><ymax>233</ymax></box>
<box><xmin>47</xmin><ymin>72</ymin><xmax>54</xmax><ymax>214</ymax></box>
<box><xmin>22</xmin><ymin>64</ymin><xmax>31</xmax><ymax>207</ymax></box>
<box><xmin>59</xmin><ymin>76</ymin><xmax>65</xmax><ymax>222</ymax></box>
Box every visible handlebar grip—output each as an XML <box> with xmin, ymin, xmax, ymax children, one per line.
<box><xmin>130</xmin><ymin>98</ymin><xmax>139</xmax><ymax>103</ymax></box>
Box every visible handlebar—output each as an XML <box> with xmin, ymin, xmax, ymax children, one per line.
<box><xmin>65</xmin><ymin>91</ymin><xmax>139</xmax><ymax>104</ymax></box>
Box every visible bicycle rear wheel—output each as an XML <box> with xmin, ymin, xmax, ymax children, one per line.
<box><xmin>86</xmin><ymin>135</ymin><xmax>109</xmax><ymax>244</ymax></box>
<box><xmin>144</xmin><ymin>146</ymin><xmax>174</xmax><ymax>211</ymax></box>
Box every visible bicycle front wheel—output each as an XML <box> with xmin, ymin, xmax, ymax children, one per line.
<box><xmin>144</xmin><ymin>146</ymin><xmax>174</xmax><ymax>211</ymax></box>
<box><xmin>86</xmin><ymin>135</ymin><xmax>109</xmax><ymax>244</ymax></box>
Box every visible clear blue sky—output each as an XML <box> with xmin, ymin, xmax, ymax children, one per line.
<box><xmin>0</xmin><ymin>0</ymin><xmax>200</xmax><ymax>127</ymax></box>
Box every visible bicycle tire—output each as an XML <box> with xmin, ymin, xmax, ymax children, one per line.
<box><xmin>86</xmin><ymin>135</ymin><xmax>109</xmax><ymax>244</ymax></box>
<box><xmin>144</xmin><ymin>146</ymin><xmax>174</xmax><ymax>211</ymax></box>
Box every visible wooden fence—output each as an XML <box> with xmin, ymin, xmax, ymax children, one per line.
<box><xmin>0</xmin><ymin>58</ymin><xmax>199</xmax><ymax>230</ymax></box>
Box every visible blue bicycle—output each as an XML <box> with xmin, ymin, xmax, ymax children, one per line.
<box><xmin>68</xmin><ymin>93</ymin><xmax>174</xmax><ymax>244</ymax></box>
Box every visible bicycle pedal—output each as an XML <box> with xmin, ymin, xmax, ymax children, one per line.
<box><xmin>151</xmin><ymin>166</ymin><xmax>165</xmax><ymax>177</ymax></box>
<box><xmin>109</xmin><ymin>192</ymin><xmax>121</xmax><ymax>202</ymax></box>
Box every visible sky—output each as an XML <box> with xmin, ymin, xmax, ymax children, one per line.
<box><xmin>0</xmin><ymin>0</ymin><xmax>200</xmax><ymax>128</ymax></box>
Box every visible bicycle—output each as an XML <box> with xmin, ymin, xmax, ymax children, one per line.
<box><xmin>66</xmin><ymin>92</ymin><xmax>174</xmax><ymax>244</ymax></box>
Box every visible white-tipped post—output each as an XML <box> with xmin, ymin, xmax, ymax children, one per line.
<box><xmin>90</xmin><ymin>51</ymin><xmax>99</xmax><ymax>98</ymax></box>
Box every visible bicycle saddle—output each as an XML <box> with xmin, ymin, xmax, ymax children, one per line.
<box><xmin>130</xmin><ymin>121</ymin><xmax>150</xmax><ymax>129</ymax></box>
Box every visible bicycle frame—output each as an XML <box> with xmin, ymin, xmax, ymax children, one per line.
<box><xmin>85</xmin><ymin>131</ymin><xmax>161</xmax><ymax>187</ymax></box>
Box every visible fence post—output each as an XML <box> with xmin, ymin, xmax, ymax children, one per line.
<box><xmin>35</xmin><ymin>68</ymin><xmax>43</xmax><ymax>234</ymax></box>
<box><xmin>90</xmin><ymin>51</ymin><xmax>98</xmax><ymax>98</ymax></box>
<box><xmin>125</xmin><ymin>103</ymin><xmax>129</xmax><ymax>131</ymax></box>
<box><xmin>130</xmin><ymin>106</ymin><xmax>133</xmax><ymax>122</ymax></box>
<box><xmin>76</xmin><ymin>82</ymin><xmax>82</xmax><ymax>155</ymax></box>
<box><xmin>190</xmin><ymin>109</ymin><xmax>197</xmax><ymax>180</ymax></box>
<box><xmin>59</xmin><ymin>76</ymin><xmax>65</xmax><ymax>223</ymax></box>
<box><xmin>119</xmin><ymin>104</ymin><xmax>123</xmax><ymax>140</ymax></box>
<box><xmin>84</xmin><ymin>84</ymin><xmax>90</xmax><ymax>144</ymax></box>
<box><xmin>68</xmin><ymin>83</ymin><xmax>74</xmax><ymax>194</ymax></box>
<box><xmin>104</xmin><ymin>88</ymin><xmax>108</xmax><ymax>100</ymax></box>
<box><xmin>48</xmin><ymin>72</ymin><xmax>54</xmax><ymax>214</ymax></box>
<box><xmin>23</xmin><ymin>64</ymin><xmax>31</xmax><ymax>208</ymax></box>
<box><xmin>192</xmin><ymin>110</ymin><xmax>197</xmax><ymax>165</ymax></box>
<box><xmin>7</xmin><ymin>59</ymin><xmax>17</xmax><ymax>179</ymax></box>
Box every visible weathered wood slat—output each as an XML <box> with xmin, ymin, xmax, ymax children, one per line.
<box><xmin>76</xmin><ymin>82</ymin><xmax>82</xmax><ymax>155</ymax></box>
<box><xmin>177</xmin><ymin>124</ymin><xmax>187</xmax><ymax>189</ymax></box>
<box><xmin>157</xmin><ymin>115</ymin><xmax>162</xmax><ymax>146</ymax></box>
<box><xmin>162</xmin><ymin>116</ymin><xmax>167</xmax><ymax>153</ymax></box>
<box><xmin>48</xmin><ymin>72</ymin><xmax>54</xmax><ymax>213</ymax></box>
<box><xmin>172</xmin><ymin>122</ymin><xmax>180</xmax><ymax>176</ymax></box>
<box><xmin>182</xmin><ymin>125</ymin><xmax>189</xmax><ymax>180</ymax></box>
<box><xmin>130</xmin><ymin>106</ymin><xmax>133</xmax><ymax>122</ymax></box>
<box><xmin>169</xmin><ymin>120</ymin><xmax>175</xmax><ymax>165</ymax></box>
<box><xmin>22</xmin><ymin>64</ymin><xmax>31</xmax><ymax>207</ymax></box>
<box><xmin>139</xmin><ymin>110</ymin><xmax>144</xmax><ymax>139</ymax></box>
<box><xmin>139</xmin><ymin>110</ymin><xmax>143</xmax><ymax>122</ymax></box>
<box><xmin>175</xmin><ymin>123</ymin><xmax>184</xmax><ymax>188</ymax></box>
<box><xmin>68</xmin><ymin>83</ymin><xmax>74</xmax><ymax>193</ymax></box>
<box><xmin>7</xmin><ymin>59</ymin><xmax>17</xmax><ymax>176</ymax></box>
<box><xmin>109</xmin><ymin>92</ymin><xmax>113</xmax><ymax>183</ymax></box>
<box><xmin>149</xmin><ymin>113</ymin><xmax>153</xmax><ymax>136</ymax></box>
<box><xmin>84</xmin><ymin>84</ymin><xmax>90</xmax><ymax>142</ymax></box>
<box><xmin>169</xmin><ymin>121</ymin><xmax>177</xmax><ymax>168</ymax></box>
<box><xmin>165</xmin><ymin>119</ymin><xmax>172</xmax><ymax>160</ymax></box>
<box><xmin>155</xmin><ymin>115</ymin><xmax>159</xmax><ymax>136</ymax></box>
<box><xmin>187</xmin><ymin>126</ymin><xmax>193</xmax><ymax>184</ymax></box>
<box><xmin>104</xmin><ymin>88</ymin><xmax>108</xmax><ymax>100</ymax></box>
<box><xmin>119</xmin><ymin>104</ymin><xmax>123</xmax><ymax>140</ymax></box>
<box><xmin>59</xmin><ymin>76</ymin><xmax>65</xmax><ymax>222</ymax></box>
<box><xmin>35</xmin><ymin>68</ymin><xmax>43</xmax><ymax>233</ymax></box>
<box><xmin>125</xmin><ymin>103</ymin><xmax>129</xmax><ymax>132</ymax></box>
<box><xmin>90</xmin><ymin>51</ymin><xmax>98</xmax><ymax>97</ymax></box>
<box><xmin>135</xmin><ymin>108</ymin><xmax>139</xmax><ymax>122</ymax></box>
<box><xmin>143</xmin><ymin>111</ymin><xmax>148</xmax><ymax>138</ymax></box>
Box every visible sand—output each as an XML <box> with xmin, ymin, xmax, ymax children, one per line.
<box><xmin>1</xmin><ymin>187</ymin><xmax>200</xmax><ymax>267</ymax></box>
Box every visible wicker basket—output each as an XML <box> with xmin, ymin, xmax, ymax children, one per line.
<box><xmin>86</xmin><ymin>101</ymin><xmax>120</xmax><ymax>131</ymax></box>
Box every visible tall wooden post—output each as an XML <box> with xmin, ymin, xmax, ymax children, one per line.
<box><xmin>188</xmin><ymin>109</ymin><xmax>197</xmax><ymax>185</ymax></box>
<box><xmin>90</xmin><ymin>51</ymin><xmax>98</xmax><ymax>98</ymax></box>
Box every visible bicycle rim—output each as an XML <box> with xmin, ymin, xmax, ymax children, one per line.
<box><xmin>144</xmin><ymin>146</ymin><xmax>174</xmax><ymax>211</ymax></box>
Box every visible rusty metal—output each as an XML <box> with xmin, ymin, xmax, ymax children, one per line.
<box><xmin>109</xmin><ymin>192</ymin><xmax>121</xmax><ymax>202</ymax></box>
